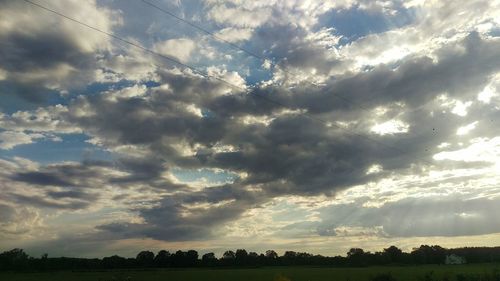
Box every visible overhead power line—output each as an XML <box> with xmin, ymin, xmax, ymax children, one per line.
<box><xmin>140</xmin><ymin>0</ymin><xmax>375</xmax><ymax>113</ymax></box>
<box><xmin>141</xmin><ymin>0</ymin><xmax>266</xmax><ymax>62</ymax></box>
<box><xmin>22</xmin><ymin>0</ymin><xmax>435</xmax><ymax>166</ymax></box>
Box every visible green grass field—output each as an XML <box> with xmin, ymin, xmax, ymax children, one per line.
<box><xmin>1</xmin><ymin>264</ymin><xmax>499</xmax><ymax>281</ymax></box>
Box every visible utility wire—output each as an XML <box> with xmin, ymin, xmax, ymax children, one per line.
<box><xmin>22</xmin><ymin>0</ymin><xmax>435</xmax><ymax>166</ymax></box>
<box><xmin>140</xmin><ymin>0</ymin><xmax>376</xmax><ymax>114</ymax></box>
<box><xmin>141</xmin><ymin>0</ymin><xmax>265</xmax><ymax>62</ymax></box>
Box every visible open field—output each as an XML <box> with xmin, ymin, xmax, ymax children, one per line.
<box><xmin>1</xmin><ymin>264</ymin><xmax>500</xmax><ymax>281</ymax></box>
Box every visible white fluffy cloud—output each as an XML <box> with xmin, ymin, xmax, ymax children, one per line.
<box><xmin>0</xmin><ymin>131</ymin><xmax>44</xmax><ymax>150</ymax></box>
<box><xmin>154</xmin><ymin>38</ymin><xmax>196</xmax><ymax>62</ymax></box>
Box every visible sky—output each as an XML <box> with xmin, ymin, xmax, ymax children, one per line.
<box><xmin>1</xmin><ymin>0</ymin><xmax>500</xmax><ymax>258</ymax></box>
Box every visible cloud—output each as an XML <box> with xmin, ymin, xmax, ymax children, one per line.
<box><xmin>9</xmin><ymin>193</ymin><xmax>92</xmax><ymax>210</ymax></box>
<box><xmin>11</xmin><ymin>171</ymin><xmax>73</xmax><ymax>187</ymax></box>
<box><xmin>0</xmin><ymin>203</ymin><xmax>43</xmax><ymax>238</ymax></box>
<box><xmin>97</xmin><ymin>183</ymin><xmax>264</xmax><ymax>241</ymax></box>
<box><xmin>153</xmin><ymin>38</ymin><xmax>196</xmax><ymax>62</ymax></box>
<box><xmin>1</xmin><ymin>0</ymin><xmax>500</xmax><ymax>254</ymax></box>
<box><xmin>0</xmin><ymin>105</ymin><xmax>80</xmax><ymax>134</ymax></box>
<box><xmin>315</xmin><ymin>196</ymin><xmax>500</xmax><ymax>237</ymax></box>
<box><xmin>0</xmin><ymin>131</ymin><xmax>44</xmax><ymax>149</ymax></box>
<box><xmin>215</xmin><ymin>27</ymin><xmax>254</xmax><ymax>43</ymax></box>
<box><xmin>0</xmin><ymin>0</ymin><xmax>120</xmax><ymax>101</ymax></box>
<box><xmin>9</xmin><ymin>31</ymin><xmax>493</xmax><ymax>243</ymax></box>
<box><xmin>207</xmin><ymin>4</ymin><xmax>272</xmax><ymax>28</ymax></box>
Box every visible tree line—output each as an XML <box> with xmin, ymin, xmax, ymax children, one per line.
<box><xmin>2</xmin><ymin>245</ymin><xmax>500</xmax><ymax>271</ymax></box>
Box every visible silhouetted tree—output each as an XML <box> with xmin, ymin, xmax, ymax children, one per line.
<box><xmin>282</xmin><ymin>251</ymin><xmax>297</xmax><ymax>265</ymax></box>
<box><xmin>266</xmin><ymin>250</ymin><xmax>278</xmax><ymax>259</ymax></box>
<box><xmin>235</xmin><ymin>249</ymin><xmax>248</xmax><ymax>265</ymax></box>
<box><xmin>201</xmin><ymin>252</ymin><xmax>217</xmax><ymax>266</ymax></box>
<box><xmin>7</xmin><ymin>245</ymin><xmax>500</xmax><ymax>271</ymax></box>
<box><xmin>136</xmin><ymin>251</ymin><xmax>154</xmax><ymax>267</ymax></box>
<box><xmin>411</xmin><ymin>245</ymin><xmax>446</xmax><ymax>264</ymax></box>
<box><xmin>383</xmin><ymin>246</ymin><xmax>403</xmax><ymax>264</ymax></box>
<box><xmin>154</xmin><ymin>250</ymin><xmax>171</xmax><ymax>267</ymax></box>
<box><xmin>170</xmin><ymin>250</ymin><xmax>185</xmax><ymax>267</ymax></box>
<box><xmin>102</xmin><ymin>255</ymin><xmax>127</xmax><ymax>269</ymax></box>
<box><xmin>223</xmin><ymin>250</ymin><xmax>235</xmax><ymax>259</ymax></box>
<box><xmin>347</xmin><ymin>248</ymin><xmax>367</xmax><ymax>266</ymax></box>
<box><xmin>222</xmin><ymin>250</ymin><xmax>236</xmax><ymax>266</ymax></box>
<box><xmin>265</xmin><ymin>250</ymin><xmax>278</xmax><ymax>265</ymax></box>
<box><xmin>186</xmin><ymin>250</ymin><xmax>198</xmax><ymax>266</ymax></box>
<box><xmin>0</xmin><ymin>248</ymin><xmax>28</xmax><ymax>270</ymax></box>
<box><xmin>247</xmin><ymin>251</ymin><xmax>259</xmax><ymax>266</ymax></box>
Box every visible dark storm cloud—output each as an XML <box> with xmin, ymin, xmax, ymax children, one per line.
<box><xmin>303</xmin><ymin>32</ymin><xmax>500</xmax><ymax>114</ymax></box>
<box><xmin>249</xmin><ymin>21</ymin><xmax>341</xmax><ymax>75</ymax></box>
<box><xmin>201</xmin><ymin>33</ymin><xmax>500</xmax><ymax>191</ymax></box>
<box><xmin>186</xmin><ymin>36</ymin><xmax>496</xmax><ymax>238</ymax></box>
<box><xmin>66</xmin><ymin>75</ymin><xmax>394</xmax><ymax>199</ymax></box>
<box><xmin>206</xmin><ymin>86</ymin><xmax>290</xmax><ymax>117</ymax></box>
<box><xmin>7</xmin><ymin>156</ymin><xmax>184</xmax><ymax>193</ymax></box>
<box><xmin>41</xmin><ymin>32</ymin><xmax>500</xmax><ymax>241</ymax></box>
<box><xmin>67</xmin><ymin>79</ymin><xmax>230</xmax><ymax>148</ymax></box>
<box><xmin>0</xmin><ymin>31</ymin><xmax>92</xmax><ymax>73</ymax></box>
<box><xmin>3</xmin><ymin>3</ymin><xmax>499</xmax><ymax>243</ymax></box>
<box><xmin>9</xmin><ymin>161</ymin><xmax>113</xmax><ymax>187</ymax></box>
<box><xmin>46</xmin><ymin>190</ymin><xmax>98</xmax><ymax>201</ymax></box>
<box><xmin>97</xmin><ymin>184</ymin><xmax>265</xmax><ymax>241</ymax></box>
<box><xmin>110</xmin><ymin>156</ymin><xmax>167</xmax><ymax>184</ymax></box>
<box><xmin>0</xmin><ymin>81</ymin><xmax>57</xmax><ymax>103</ymax></box>
<box><xmin>11</xmin><ymin>171</ymin><xmax>73</xmax><ymax>187</ymax></box>
<box><xmin>0</xmin><ymin>0</ymin><xmax>114</xmax><ymax>102</ymax></box>
<box><xmin>197</xmin><ymin>115</ymin><xmax>392</xmax><ymax>195</ymax></box>
<box><xmin>0</xmin><ymin>33</ymin><xmax>95</xmax><ymax>101</ymax></box>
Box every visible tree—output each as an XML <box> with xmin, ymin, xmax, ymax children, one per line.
<box><xmin>347</xmin><ymin>248</ymin><xmax>365</xmax><ymax>258</ymax></box>
<box><xmin>235</xmin><ymin>249</ymin><xmax>248</xmax><ymax>265</ymax></box>
<box><xmin>283</xmin><ymin>251</ymin><xmax>297</xmax><ymax>258</ymax></box>
<box><xmin>0</xmin><ymin>249</ymin><xmax>29</xmax><ymax>270</ymax></box>
<box><xmin>102</xmin><ymin>255</ymin><xmax>127</xmax><ymax>269</ymax></box>
<box><xmin>265</xmin><ymin>250</ymin><xmax>278</xmax><ymax>265</ymax></box>
<box><xmin>347</xmin><ymin>248</ymin><xmax>366</xmax><ymax>266</ymax></box>
<box><xmin>222</xmin><ymin>250</ymin><xmax>236</xmax><ymax>266</ymax></box>
<box><xmin>171</xmin><ymin>250</ymin><xmax>187</xmax><ymax>267</ymax></box>
<box><xmin>222</xmin><ymin>250</ymin><xmax>236</xmax><ymax>260</ymax></box>
<box><xmin>265</xmin><ymin>250</ymin><xmax>278</xmax><ymax>259</ymax></box>
<box><xmin>186</xmin><ymin>250</ymin><xmax>198</xmax><ymax>266</ymax></box>
<box><xmin>282</xmin><ymin>251</ymin><xmax>297</xmax><ymax>265</ymax></box>
<box><xmin>248</xmin><ymin>252</ymin><xmax>259</xmax><ymax>258</ymax></box>
<box><xmin>247</xmin><ymin>252</ymin><xmax>259</xmax><ymax>265</ymax></box>
<box><xmin>411</xmin><ymin>245</ymin><xmax>446</xmax><ymax>264</ymax></box>
<box><xmin>136</xmin><ymin>251</ymin><xmax>154</xmax><ymax>267</ymax></box>
<box><xmin>154</xmin><ymin>250</ymin><xmax>171</xmax><ymax>267</ymax></box>
<box><xmin>202</xmin><ymin>252</ymin><xmax>217</xmax><ymax>266</ymax></box>
<box><xmin>383</xmin><ymin>246</ymin><xmax>403</xmax><ymax>263</ymax></box>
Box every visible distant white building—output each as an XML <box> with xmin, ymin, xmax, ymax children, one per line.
<box><xmin>445</xmin><ymin>254</ymin><xmax>466</xmax><ymax>264</ymax></box>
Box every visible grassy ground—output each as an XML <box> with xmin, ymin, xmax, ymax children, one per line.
<box><xmin>1</xmin><ymin>263</ymin><xmax>499</xmax><ymax>281</ymax></box>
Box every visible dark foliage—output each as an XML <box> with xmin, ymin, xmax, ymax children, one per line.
<box><xmin>2</xmin><ymin>245</ymin><xmax>500</xmax><ymax>271</ymax></box>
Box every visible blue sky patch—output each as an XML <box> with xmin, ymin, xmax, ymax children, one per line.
<box><xmin>0</xmin><ymin>133</ymin><xmax>112</xmax><ymax>164</ymax></box>
<box><xmin>172</xmin><ymin>167</ymin><xmax>237</xmax><ymax>185</ymax></box>
<box><xmin>320</xmin><ymin>6</ymin><xmax>416</xmax><ymax>44</ymax></box>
